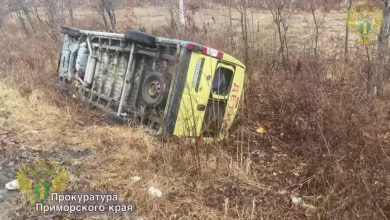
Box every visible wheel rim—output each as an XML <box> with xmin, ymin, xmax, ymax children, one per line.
<box><xmin>148</xmin><ymin>80</ymin><xmax>161</xmax><ymax>99</ymax></box>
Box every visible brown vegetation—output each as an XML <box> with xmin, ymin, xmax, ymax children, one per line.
<box><xmin>0</xmin><ymin>1</ymin><xmax>389</xmax><ymax>219</ymax></box>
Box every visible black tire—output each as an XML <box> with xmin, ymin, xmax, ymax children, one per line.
<box><xmin>140</xmin><ymin>72</ymin><xmax>170</xmax><ymax>108</ymax></box>
<box><xmin>60</xmin><ymin>26</ymin><xmax>81</xmax><ymax>38</ymax></box>
<box><xmin>124</xmin><ymin>30</ymin><xmax>156</xmax><ymax>47</ymax></box>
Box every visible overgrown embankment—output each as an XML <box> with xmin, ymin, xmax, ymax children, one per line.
<box><xmin>0</xmin><ymin>5</ymin><xmax>389</xmax><ymax>219</ymax></box>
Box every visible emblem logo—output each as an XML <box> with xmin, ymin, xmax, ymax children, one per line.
<box><xmin>348</xmin><ymin>1</ymin><xmax>384</xmax><ymax>45</ymax></box>
<box><xmin>17</xmin><ymin>161</ymin><xmax>69</xmax><ymax>205</ymax></box>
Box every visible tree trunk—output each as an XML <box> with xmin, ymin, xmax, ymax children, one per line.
<box><xmin>103</xmin><ymin>0</ymin><xmax>116</xmax><ymax>31</ymax></box>
<box><xmin>372</xmin><ymin>0</ymin><xmax>390</xmax><ymax>96</ymax></box>
<box><xmin>344</xmin><ymin>0</ymin><xmax>352</xmax><ymax>63</ymax></box>
<box><xmin>100</xmin><ymin>4</ymin><xmax>109</xmax><ymax>31</ymax></box>
<box><xmin>106</xmin><ymin>8</ymin><xmax>116</xmax><ymax>31</ymax></box>
<box><xmin>66</xmin><ymin>0</ymin><xmax>74</xmax><ymax>26</ymax></box>
<box><xmin>179</xmin><ymin>0</ymin><xmax>185</xmax><ymax>26</ymax></box>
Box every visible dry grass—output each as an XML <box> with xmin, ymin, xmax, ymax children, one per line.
<box><xmin>0</xmin><ymin>4</ymin><xmax>389</xmax><ymax>220</ymax></box>
<box><xmin>240</xmin><ymin>57</ymin><xmax>390</xmax><ymax>219</ymax></box>
<box><xmin>0</xmin><ymin>81</ymin><xmax>146</xmax><ymax>151</ymax></box>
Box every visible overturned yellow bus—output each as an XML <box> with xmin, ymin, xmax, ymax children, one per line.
<box><xmin>57</xmin><ymin>26</ymin><xmax>245</xmax><ymax>138</ymax></box>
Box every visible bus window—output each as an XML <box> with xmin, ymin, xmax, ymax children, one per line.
<box><xmin>212</xmin><ymin>66</ymin><xmax>233</xmax><ymax>96</ymax></box>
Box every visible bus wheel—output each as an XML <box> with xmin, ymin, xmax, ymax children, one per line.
<box><xmin>59</xmin><ymin>26</ymin><xmax>81</xmax><ymax>38</ymax></box>
<box><xmin>141</xmin><ymin>72</ymin><xmax>169</xmax><ymax>108</ymax></box>
<box><xmin>124</xmin><ymin>30</ymin><xmax>156</xmax><ymax>47</ymax></box>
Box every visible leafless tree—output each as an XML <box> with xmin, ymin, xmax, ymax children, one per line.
<box><xmin>169</xmin><ymin>0</ymin><xmax>176</xmax><ymax>30</ymax></box>
<box><xmin>344</xmin><ymin>0</ymin><xmax>352</xmax><ymax>63</ymax></box>
<box><xmin>90</xmin><ymin>0</ymin><xmax>116</xmax><ymax>31</ymax></box>
<box><xmin>66</xmin><ymin>0</ymin><xmax>74</xmax><ymax>26</ymax></box>
<box><xmin>265</xmin><ymin>0</ymin><xmax>289</xmax><ymax>62</ymax></box>
<box><xmin>309</xmin><ymin>0</ymin><xmax>327</xmax><ymax>58</ymax></box>
<box><xmin>234</xmin><ymin>0</ymin><xmax>250</xmax><ymax>66</ymax></box>
<box><xmin>7</xmin><ymin>0</ymin><xmax>35</xmax><ymax>35</ymax></box>
<box><xmin>372</xmin><ymin>0</ymin><xmax>390</xmax><ymax>96</ymax></box>
<box><xmin>6</xmin><ymin>0</ymin><xmax>74</xmax><ymax>38</ymax></box>
<box><xmin>179</xmin><ymin>0</ymin><xmax>185</xmax><ymax>26</ymax></box>
<box><xmin>27</xmin><ymin>0</ymin><xmax>71</xmax><ymax>41</ymax></box>
<box><xmin>227</xmin><ymin>0</ymin><xmax>235</xmax><ymax>47</ymax></box>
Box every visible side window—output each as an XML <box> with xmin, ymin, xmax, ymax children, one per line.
<box><xmin>212</xmin><ymin>66</ymin><xmax>233</xmax><ymax>96</ymax></box>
